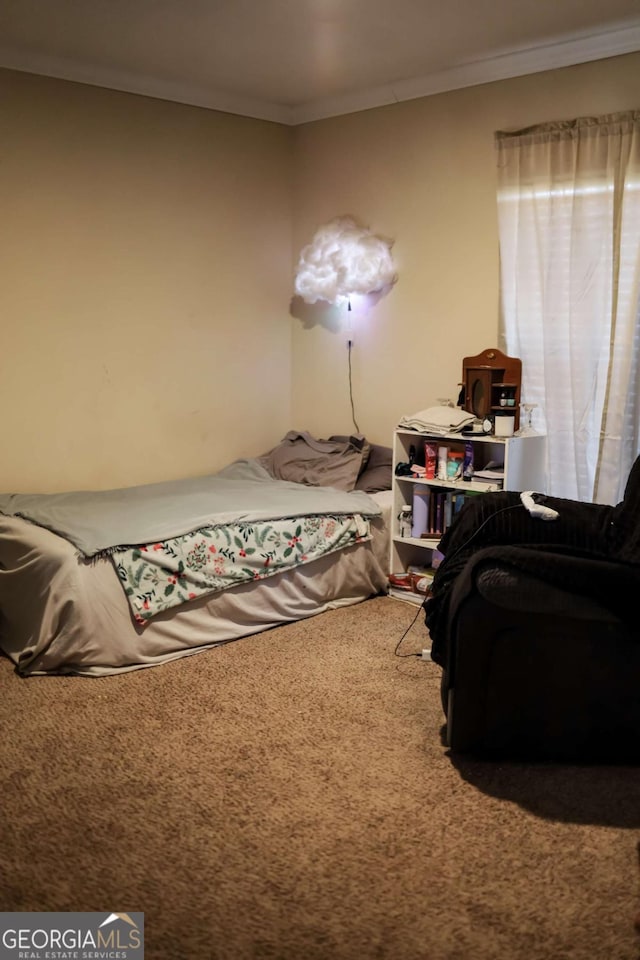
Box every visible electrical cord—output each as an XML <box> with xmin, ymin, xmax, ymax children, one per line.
<box><xmin>348</xmin><ymin>339</ymin><xmax>360</xmax><ymax>433</ymax></box>
<box><xmin>440</xmin><ymin>502</ymin><xmax>524</xmax><ymax>567</ymax></box>
<box><xmin>393</xmin><ymin>598</ymin><xmax>427</xmax><ymax>658</ymax></box>
<box><xmin>392</xmin><ymin>502</ymin><xmax>527</xmax><ymax>660</ymax></box>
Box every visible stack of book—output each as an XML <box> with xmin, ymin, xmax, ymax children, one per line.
<box><xmin>471</xmin><ymin>460</ymin><xmax>505</xmax><ymax>486</ymax></box>
<box><xmin>387</xmin><ymin>566</ymin><xmax>436</xmax><ymax>605</ymax></box>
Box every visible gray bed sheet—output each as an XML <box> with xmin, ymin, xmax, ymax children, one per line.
<box><xmin>0</xmin><ymin>458</ymin><xmax>381</xmax><ymax>558</ymax></box>
<box><xmin>0</xmin><ymin>492</ymin><xmax>392</xmax><ymax>677</ymax></box>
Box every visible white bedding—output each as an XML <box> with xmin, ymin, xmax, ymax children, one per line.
<box><xmin>0</xmin><ymin>491</ymin><xmax>392</xmax><ymax>677</ymax></box>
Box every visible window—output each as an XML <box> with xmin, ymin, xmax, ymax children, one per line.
<box><xmin>496</xmin><ymin>112</ymin><xmax>640</xmax><ymax>503</ymax></box>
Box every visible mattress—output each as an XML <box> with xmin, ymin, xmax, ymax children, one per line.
<box><xmin>0</xmin><ymin>491</ymin><xmax>392</xmax><ymax>677</ymax></box>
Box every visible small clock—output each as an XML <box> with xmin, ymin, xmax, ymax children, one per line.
<box><xmin>482</xmin><ymin>417</ymin><xmax>493</xmax><ymax>434</ymax></box>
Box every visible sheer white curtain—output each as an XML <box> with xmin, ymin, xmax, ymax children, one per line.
<box><xmin>496</xmin><ymin>112</ymin><xmax>640</xmax><ymax>503</ymax></box>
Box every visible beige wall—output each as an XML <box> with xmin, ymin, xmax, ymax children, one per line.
<box><xmin>1</xmin><ymin>69</ymin><xmax>293</xmax><ymax>492</ymax></box>
<box><xmin>291</xmin><ymin>52</ymin><xmax>640</xmax><ymax>448</ymax></box>
<box><xmin>3</xmin><ymin>53</ymin><xmax>639</xmax><ymax>492</ymax></box>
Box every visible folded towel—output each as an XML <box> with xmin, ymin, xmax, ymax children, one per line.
<box><xmin>398</xmin><ymin>406</ymin><xmax>475</xmax><ymax>434</ymax></box>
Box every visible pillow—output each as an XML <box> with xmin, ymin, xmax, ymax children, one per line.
<box><xmin>258</xmin><ymin>431</ymin><xmax>368</xmax><ymax>491</ymax></box>
<box><xmin>354</xmin><ymin>443</ymin><xmax>393</xmax><ymax>493</ymax></box>
<box><xmin>328</xmin><ymin>434</ymin><xmax>371</xmax><ymax>472</ymax></box>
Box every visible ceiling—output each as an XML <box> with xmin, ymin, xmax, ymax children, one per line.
<box><xmin>1</xmin><ymin>0</ymin><xmax>640</xmax><ymax>125</ymax></box>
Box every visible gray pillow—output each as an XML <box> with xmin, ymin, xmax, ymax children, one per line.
<box><xmin>354</xmin><ymin>443</ymin><xmax>393</xmax><ymax>493</ymax></box>
<box><xmin>328</xmin><ymin>434</ymin><xmax>371</xmax><ymax>471</ymax></box>
<box><xmin>259</xmin><ymin>431</ymin><xmax>369</xmax><ymax>491</ymax></box>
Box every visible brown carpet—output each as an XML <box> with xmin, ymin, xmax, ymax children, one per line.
<box><xmin>1</xmin><ymin>596</ymin><xmax>639</xmax><ymax>960</ymax></box>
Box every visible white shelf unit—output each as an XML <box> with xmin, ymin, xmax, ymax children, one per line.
<box><xmin>390</xmin><ymin>428</ymin><xmax>546</xmax><ymax>576</ymax></box>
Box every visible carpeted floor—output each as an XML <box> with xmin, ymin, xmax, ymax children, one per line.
<box><xmin>1</xmin><ymin>596</ymin><xmax>639</xmax><ymax>960</ymax></box>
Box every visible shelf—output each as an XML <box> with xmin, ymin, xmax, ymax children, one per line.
<box><xmin>390</xmin><ymin>425</ymin><xmax>547</xmax><ymax>577</ymax></box>
<box><xmin>394</xmin><ymin>475</ymin><xmax>502</xmax><ymax>494</ymax></box>
<box><xmin>395</xmin><ymin>427</ymin><xmax>500</xmax><ymax>443</ymax></box>
<box><xmin>462</xmin><ymin>347</ymin><xmax>522</xmax><ymax>432</ymax></box>
<box><xmin>392</xmin><ymin>534</ymin><xmax>440</xmax><ymax>548</ymax></box>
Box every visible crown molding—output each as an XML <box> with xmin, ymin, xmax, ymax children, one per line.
<box><xmin>290</xmin><ymin>21</ymin><xmax>640</xmax><ymax>124</ymax></box>
<box><xmin>1</xmin><ymin>19</ymin><xmax>640</xmax><ymax>127</ymax></box>
<box><xmin>0</xmin><ymin>49</ymin><xmax>292</xmax><ymax>125</ymax></box>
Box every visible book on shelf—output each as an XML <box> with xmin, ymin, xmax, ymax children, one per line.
<box><xmin>407</xmin><ymin>487</ymin><xmax>479</xmax><ymax>539</ymax></box>
<box><xmin>473</xmin><ymin>459</ymin><xmax>505</xmax><ymax>485</ymax></box>
<box><xmin>473</xmin><ymin>469</ymin><xmax>505</xmax><ymax>483</ymax></box>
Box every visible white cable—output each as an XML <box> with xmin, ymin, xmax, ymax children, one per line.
<box><xmin>520</xmin><ymin>491</ymin><xmax>559</xmax><ymax>521</ymax></box>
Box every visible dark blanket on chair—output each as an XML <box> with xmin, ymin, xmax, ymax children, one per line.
<box><xmin>424</xmin><ymin>467</ymin><xmax>640</xmax><ymax>666</ymax></box>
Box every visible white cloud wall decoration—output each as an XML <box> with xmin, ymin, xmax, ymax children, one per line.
<box><xmin>294</xmin><ymin>216</ymin><xmax>397</xmax><ymax>305</ymax></box>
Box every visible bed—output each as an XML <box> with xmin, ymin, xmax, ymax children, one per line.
<box><xmin>0</xmin><ymin>433</ymin><xmax>393</xmax><ymax>677</ymax></box>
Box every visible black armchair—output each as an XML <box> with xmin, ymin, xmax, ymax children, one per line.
<box><xmin>424</xmin><ymin>460</ymin><xmax>640</xmax><ymax>762</ymax></box>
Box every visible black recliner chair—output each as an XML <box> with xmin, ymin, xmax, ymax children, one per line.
<box><xmin>424</xmin><ymin>460</ymin><xmax>640</xmax><ymax>762</ymax></box>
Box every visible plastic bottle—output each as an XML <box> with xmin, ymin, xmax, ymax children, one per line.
<box><xmin>463</xmin><ymin>442</ymin><xmax>474</xmax><ymax>481</ymax></box>
<box><xmin>437</xmin><ymin>446</ymin><xmax>448</xmax><ymax>481</ymax></box>
<box><xmin>424</xmin><ymin>442</ymin><xmax>437</xmax><ymax>479</ymax></box>
<box><xmin>399</xmin><ymin>505</ymin><xmax>412</xmax><ymax>538</ymax></box>
<box><xmin>411</xmin><ymin>488</ymin><xmax>430</xmax><ymax>538</ymax></box>
<box><xmin>446</xmin><ymin>451</ymin><xmax>464</xmax><ymax>479</ymax></box>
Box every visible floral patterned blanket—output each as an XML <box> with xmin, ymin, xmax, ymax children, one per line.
<box><xmin>112</xmin><ymin>513</ymin><xmax>371</xmax><ymax>623</ymax></box>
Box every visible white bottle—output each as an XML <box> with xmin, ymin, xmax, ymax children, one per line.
<box><xmin>399</xmin><ymin>505</ymin><xmax>412</xmax><ymax>538</ymax></box>
<box><xmin>437</xmin><ymin>446</ymin><xmax>448</xmax><ymax>481</ymax></box>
